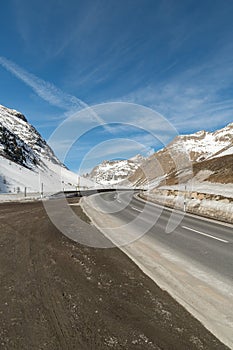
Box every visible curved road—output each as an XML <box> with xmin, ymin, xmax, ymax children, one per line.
<box><xmin>91</xmin><ymin>190</ymin><xmax>233</xmax><ymax>280</ymax></box>
<box><xmin>82</xmin><ymin>190</ymin><xmax>233</xmax><ymax>349</ymax></box>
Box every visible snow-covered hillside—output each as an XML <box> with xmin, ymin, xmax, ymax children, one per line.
<box><xmin>85</xmin><ymin>123</ymin><xmax>233</xmax><ymax>189</ymax></box>
<box><xmin>129</xmin><ymin>123</ymin><xmax>233</xmax><ymax>187</ymax></box>
<box><xmin>87</xmin><ymin>154</ymin><xmax>144</xmax><ymax>186</ymax></box>
<box><xmin>2</xmin><ymin>104</ymin><xmax>231</xmax><ymax>194</ymax></box>
<box><xmin>0</xmin><ymin>105</ymin><xmax>62</xmax><ymax>168</ymax></box>
<box><xmin>0</xmin><ymin>104</ymin><xmax>95</xmax><ymax>194</ymax></box>
<box><xmin>171</xmin><ymin>122</ymin><xmax>233</xmax><ymax>162</ymax></box>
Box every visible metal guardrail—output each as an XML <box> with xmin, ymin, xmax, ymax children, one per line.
<box><xmin>49</xmin><ymin>188</ymin><xmax>143</xmax><ymax>199</ymax></box>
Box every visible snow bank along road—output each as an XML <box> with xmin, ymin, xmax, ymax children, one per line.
<box><xmin>81</xmin><ymin>191</ymin><xmax>233</xmax><ymax>350</ymax></box>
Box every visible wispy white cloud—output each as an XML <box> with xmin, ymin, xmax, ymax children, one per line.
<box><xmin>120</xmin><ymin>50</ymin><xmax>233</xmax><ymax>133</ymax></box>
<box><xmin>0</xmin><ymin>56</ymin><xmax>86</xmax><ymax>111</ymax></box>
<box><xmin>0</xmin><ymin>56</ymin><xmax>108</xmax><ymax>127</ymax></box>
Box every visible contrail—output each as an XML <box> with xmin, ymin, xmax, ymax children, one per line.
<box><xmin>0</xmin><ymin>56</ymin><xmax>106</xmax><ymax>126</ymax></box>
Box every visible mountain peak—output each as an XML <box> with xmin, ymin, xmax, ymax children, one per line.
<box><xmin>129</xmin><ymin>154</ymin><xmax>145</xmax><ymax>163</ymax></box>
<box><xmin>0</xmin><ymin>104</ymin><xmax>95</xmax><ymax>193</ymax></box>
<box><xmin>0</xmin><ymin>104</ymin><xmax>27</xmax><ymax>123</ymax></box>
<box><xmin>87</xmin><ymin>155</ymin><xmax>144</xmax><ymax>185</ymax></box>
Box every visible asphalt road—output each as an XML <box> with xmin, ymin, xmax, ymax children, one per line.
<box><xmin>82</xmin><ymin>190</ymin><xmax>233</xmax><ymax>349</ymax></box>
<box><xmin>91</xmin><ymin>190</ymin><xmax>233</xmax><ymax>281</ymax></box>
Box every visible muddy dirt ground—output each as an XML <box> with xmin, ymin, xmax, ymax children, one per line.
<box><xmin>0</xmin><ymin>198</ymin><xmax>229</xmax><ymax>349</ymax></box>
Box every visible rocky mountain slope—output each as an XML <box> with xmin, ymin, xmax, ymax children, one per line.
<box><xmin>0</xmin><ymin>105</ymin><xmax>63</xmax><ymax>169</ymax></box>
<box><xmin>129</xmin><ymin>123</ymin><xmax>233</xmax><ymax>188</ymax></box>
<box><xmin>0</xmin><ymin>104</ymin><xmax>94</xmax><ymax>193</ymax></box>
<box><xmin>85</xmin><ymin>123</ymin><xmax>233</xmax><ymax>189</ymax></box>
<box><xmin>86</xmin><ymin>154</ymin><xmax>144</xmax><ymax>186</ymax></box>
<box><xmin>133</xmin><ymin>123</ymin><xmax>233</xmax><ymax>223</ymax></box>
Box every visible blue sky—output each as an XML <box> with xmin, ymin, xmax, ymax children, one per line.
<box><xmin>0</xmin><ymin>0</ymin><xmax>233</xmax><ymax>172</ymax></box>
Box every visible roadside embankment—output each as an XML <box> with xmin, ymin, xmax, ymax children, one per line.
<box><xmin>140</xmin><ymin>188</ymin><xmax>233</xmax><ymax>224</ymax></box>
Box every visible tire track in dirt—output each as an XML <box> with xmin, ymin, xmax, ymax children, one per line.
<box><xmin>0</xmin><ymin>200</ymin><xmax>230</xmax><ymax>350</ymax></box>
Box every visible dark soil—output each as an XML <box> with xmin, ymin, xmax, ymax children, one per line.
<box><xmin>162</xmin><ymin>154</ymin><xmax>233</xmax><ymax>186</ymax></box>
<box><xmin>193</xmin><ymin>154</ymin><xmax>233</xmax><ymax>184</ymax></box>
<box><xmin>0</xmin><ymin>199</ymin><xmax>229</xmax><ymax>350</ymax></box>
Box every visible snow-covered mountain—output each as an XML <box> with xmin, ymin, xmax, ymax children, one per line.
<box><xmin>170</xmin><ymin>122</ymin><xmax>233</xmax><ymax>162</ymax></box>
<box><xmin>0</xmin><ymin>105</ymin><xmax>64</xmax><ymax>169</ymax></box>
<box><xmin>129</xmin><ymin>122</ymin><xmax>233</xmax><ymax>188</ymax></box>
<box><xmin>85</xmin><ymin>123</ymin><xmax>233</xmax><ymax>188</ymax></box>
<box><xmin>0</xmin><ymin>104</ymin><xmax>94</xmax><ymax>194</ymax></box>
<box><xmin>86</xmin><ymin>154</ymin><xmax>145</xmax><ymax>186</ymax></box>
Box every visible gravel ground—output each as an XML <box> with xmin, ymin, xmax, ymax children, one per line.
<box><xmin>0</xmin><ymin>198</ymin><xmax>229</xmax><ymax>350</ymax></box>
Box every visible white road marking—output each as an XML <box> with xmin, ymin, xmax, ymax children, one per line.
<box><xmin>135</xmin><ymin>193</ymin><xmax>233</xmax><ymax>229</ymax></box>
<box><xmin>131</xmin><ymin>206</ymin><xmax>143</xmax><ymax>213</ymax></box>
<box><xmin>117</xmin><ymin>199</ymin><xmax>121</xmax><ymax>203</ymax></box>
<box><xmin>69</xmin><ymin>203</ymin><xmax>80</xmax><ymax>206</ymax></box>
<box><xmin>182</xmin><ymin>225</ymin><xmax>229</xmax><ymax>243</ymax></box>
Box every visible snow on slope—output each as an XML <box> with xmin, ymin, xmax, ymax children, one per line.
<box><xmin>0</xmin><ymin>155</ymin><xmax>94</xmax><ymax>194</ymax></box>
<box><xmin>129</xmin><ymin>122</ymin><xmax>233</xmax><ymax>188</ymax></box>
<box><xmin>215</xmin><ymin>146</ymin><xmax>233</xmax><ymax>157</ymax></box>
<box><xmin>172</xmin><ymin>122</ymin><xmax>233</xmax><ymax>162</ymax></box>
<box><xmin>0</xmin><ymin>104</ymin><xmax>62</xmax><ymax>168</ymax></box>
<box><xmin>87</xmin><ymin>154</ymin><xmax>145</xmax><ymax>186</ymax></box>
<box><xmin>0</xmin><ymin>104</ymin><xmax>95</xmax><ymax>193</ymax></box>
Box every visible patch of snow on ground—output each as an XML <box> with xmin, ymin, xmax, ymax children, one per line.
<box><xmin>0</xmin><ymin>155</ymin><xmax>96</xmax><ymax>195</ymax></box>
